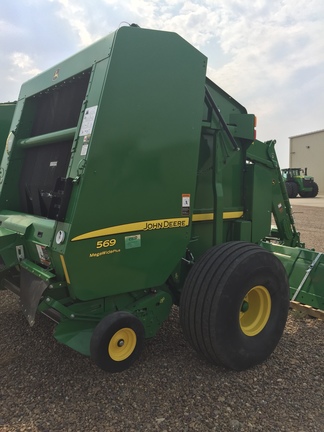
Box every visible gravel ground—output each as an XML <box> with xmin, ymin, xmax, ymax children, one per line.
<box><xmin>0</xmin><ymin>205</ymin><xmax>323</xmax><ymax>432</ymax></box>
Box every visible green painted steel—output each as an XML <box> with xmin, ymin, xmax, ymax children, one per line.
<box><xmin>18</xmin><ymin>127</ymin><xmax>77</xmax><ymax>148</ymax></box>
<box><xmin>0</xmin><ymin>26</ymin><xmax>322</xmax><ymax>367</ymax></box>
<box><xmin>261</xmin><ymin>242</ymin><xmax>324</xmax><ymax>310</ymax></box>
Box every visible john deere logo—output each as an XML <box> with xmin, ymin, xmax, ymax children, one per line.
<box><xmin>53</xmin><ymin>68</ymin><xmax>60</xmax><ymax>80</ymax></box>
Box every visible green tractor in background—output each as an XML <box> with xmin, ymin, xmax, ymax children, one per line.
<box><xmin>281</xmin><ymin>168</ymin><xmax>319</xmax><ymax>198</ymax></box>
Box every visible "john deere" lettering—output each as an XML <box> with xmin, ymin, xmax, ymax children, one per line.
<box><xmin>143</xmin><ymin>220</ymin><xmax>187</xmax><ymax>231</ymax></box>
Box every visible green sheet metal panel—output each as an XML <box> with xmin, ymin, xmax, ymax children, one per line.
<box><xmin>56</xmin><ymin>27</ymin><xmax>207</xmax><ymax>300</ymax></box>
<box><xmin>17</xmin><ymin>33</ymin><xmax>116</xmax><ymax>99</ymax></box>
<box><xmin>0</xmin><ymin>33</ymin><xmax>116</xmax><ymax>212</ymax></box>
<box><xmin>261</xmin><ymin>242</ymin><xmax>324</xmax><ymax>310</ymax></box>
<box><xmin>244</xmin><ymin>162</ymin><xmax>272</xmax><ymax>243</ymax></box>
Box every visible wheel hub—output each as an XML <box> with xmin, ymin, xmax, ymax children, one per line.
<box><xmin>240</xmin><ymin>285</ymin><xmax>271</xmax><ymax>337</ymax></box>
<box><xmin>241</xmin><ymin>300</ymin><xmax>249</xmax><ymax>313</ymax></box>
<box><xmin>108</xmin><ymin>328</ymin><xmax>137</xmax><ymax>361</ymax></box>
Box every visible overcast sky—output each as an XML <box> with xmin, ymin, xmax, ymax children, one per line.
<box><xmin>1</xmin><ymin>0</ymin><xmax>323</xmax><ymax>166</ymax></box>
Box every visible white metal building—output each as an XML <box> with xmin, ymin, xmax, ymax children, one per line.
<box><xmin>289</xmin><ymin>129</ymin><xmax>324</xmax><ymax>194</ymax></box>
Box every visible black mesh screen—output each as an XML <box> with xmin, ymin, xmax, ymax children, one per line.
<box><xmin>19</xmin><ymin>70</ymin><xmax>91</xmax><ymax>218</ymax></box>
<box><xmin>31</xmin><ymin>70</ymin><xmax>91</xmax><ymax>136</ymax></box>
<box><xmin>19</xmin><ymin>141</ymin><xmax>72</xmax><ymax>217</ymax></box>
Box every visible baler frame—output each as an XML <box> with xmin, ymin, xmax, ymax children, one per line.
<box><xmin>0</xmin><ymin>25</ymin><xmax>323</xmax><ymax>372</ymax></box>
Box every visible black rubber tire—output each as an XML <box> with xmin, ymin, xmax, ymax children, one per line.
<box><xmin>299</xmin><ymin>182</ymin><xmax>318</xmax><ymax>198</ymax></box>
<box><xmin>310</xmin><ymin>182</ymin><xmax>319</xmax><ymax>197</ymax></box>
<box><xmin>290</xmin><ymin>182</ymin><xmax>298</xmax><ymax>198</ymax></box>
<box><xmin>179</xmin><ymin>241</ymin><xmax>289</xmax><ymax>371</ymax></box>
<box><xmin>285</xmin><ymin>182</ymin><xmax>293</xmax><ymax>198</ymax></box>
<box><xmin>90</xmin><ymin>311</ymin><xmax>145</xmax><ymax>372</ymax></box>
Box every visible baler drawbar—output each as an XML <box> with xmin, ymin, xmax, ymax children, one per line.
<box><xmin>0</xmin><ymin>25</ymin><xmax>323</xmax><ymax>372</ymax></box>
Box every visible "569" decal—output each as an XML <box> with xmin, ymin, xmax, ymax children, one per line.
<box><xmin>96</xmin><ymin>239</ymin><xmax>117</xmax><ymax>249</ymax></box>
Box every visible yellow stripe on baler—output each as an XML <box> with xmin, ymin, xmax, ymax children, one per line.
<box><xmin>71</xmin><ymin>217</ymin><xmax>190</xmax><ymax>241</ymax></box>
<box><xmin>60</xmin><ymin>255</ymin><xmax>71</xmax><ymax>285</ymax></box>
<box><xmin>192</xmin><ymin>211</ymin><xmax>243</xmax><ymax>221</ymax></box>
<box><xmin>71</xmin><ymin>212</ymin><xmax>243</xmax><ymax>242</ymax></box>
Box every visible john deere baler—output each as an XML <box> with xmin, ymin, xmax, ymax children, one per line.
<box><xmin>1</xmin><ymin>26</ymin><xmax>323</xmax><ymax>372</ymax></box>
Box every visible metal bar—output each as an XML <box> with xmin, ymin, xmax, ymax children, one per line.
<box><xmin>20</xmin><ymin>259</ymin><xmax>56</xmax><ymax>282</ymax></box>
<box><xmin>18</xmin><ymin>127</ymin><xmax>77</xmax><ymax>148</ymax></box>
<box><xmin>41</xmin><ymin>308</ymin><xmax>61</xmax><ymax>323</ymax></box>
<box><xmin>41</xmin><ymin>296</ymin><xmax>103</xmax><ymax>321</ymax></box>
<box><xmin>212</xmin><ymin>134</ymin><xmax>224</xmax><ymax>245</ymax></box>
<box><xmin>291</xmin><ymin>252</ymin><xmax>323</xmax><ymax>301</ymax></box>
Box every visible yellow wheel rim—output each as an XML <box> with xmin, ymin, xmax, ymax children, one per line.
<box><xmin>108</xmin><ymin>328</ymin><xmax>137</xmax><ymax>361</ymax></box>
<box><xmin>240</xmin><ymin>286</ymin><xmax>271</xmax><ymax>336</ymax></box>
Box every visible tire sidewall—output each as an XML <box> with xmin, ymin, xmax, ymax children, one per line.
<box><xmin>90</xmin><ymin>312</ymin><xmax>145</xmax><ymax>372</ymax></box>
<box><xmin>209</xmin><ymin>251</ymin><xmax>289</xmax><ymax>369</ymax></box>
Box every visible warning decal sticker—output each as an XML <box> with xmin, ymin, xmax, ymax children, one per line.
<box><xmin>80</xmin><ymin>106</ymin><xmax>98</xmax><ymax>136</ymax></box>
<box><xmin>182</xmin><ymin>194</ymin><xmax>190</xmax><ymax>216</ymax></box>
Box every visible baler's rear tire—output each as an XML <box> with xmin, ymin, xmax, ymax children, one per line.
<box><xmin>90</xmin><ymin>311</ymin><xmax>145</xmax><ymax>372</ymax></box>
<box><xmin>179</xmin><ymin>242</ymin><xmax>289</xmax><ymax>371</ymax></box>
